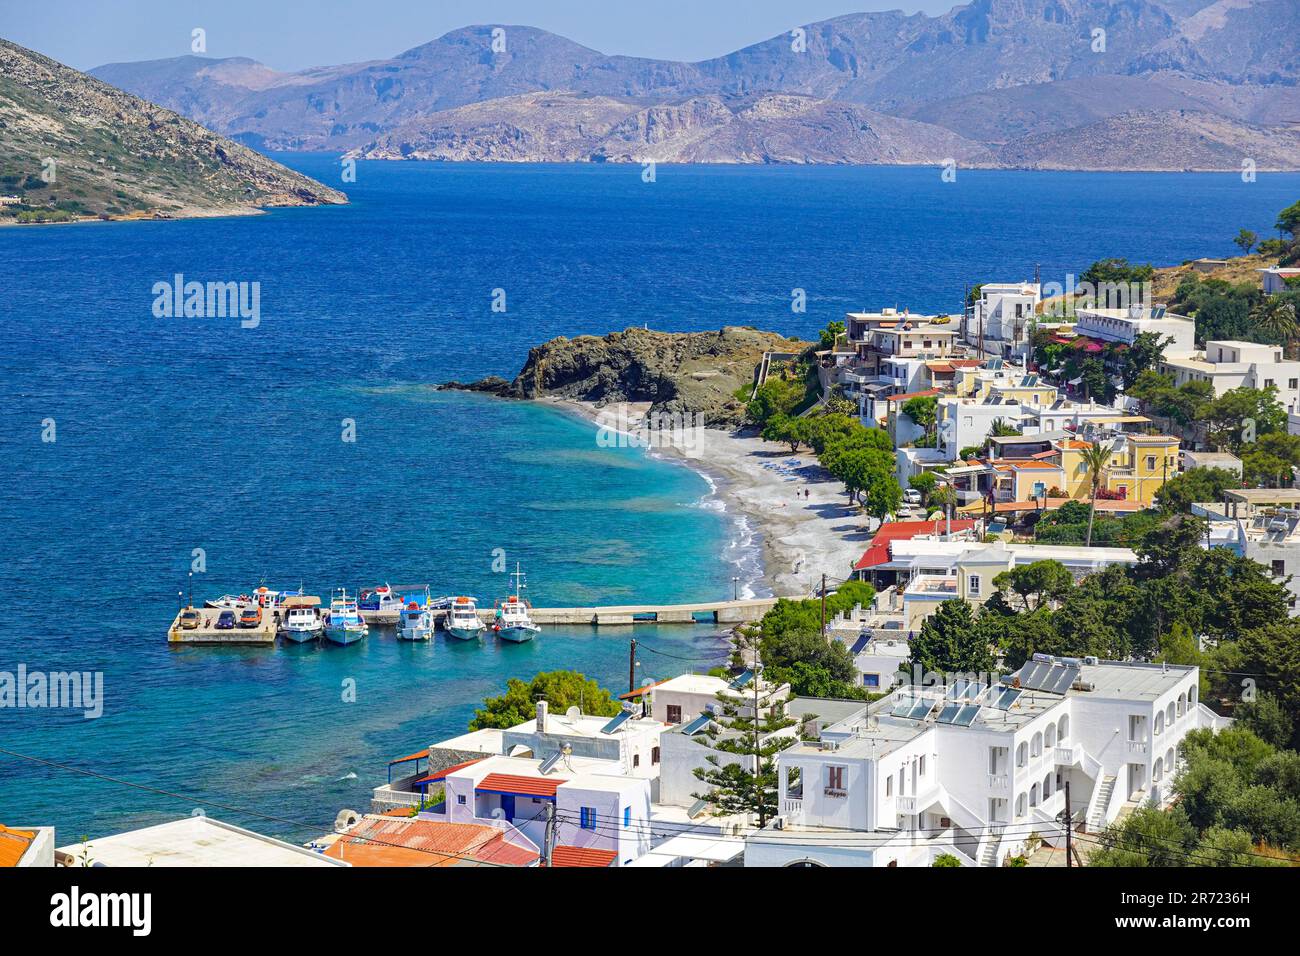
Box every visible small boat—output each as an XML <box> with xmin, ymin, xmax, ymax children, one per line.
<box><xmin>398</xmin><ymin>589</ymin><xmax>434</xmax><ymax>641</ymax></box>
<box><xmin>206</xmin><ymin>594</ymin><xmax>254</xmax><ymax>611</ymax></box>
<box><xmin>493</xmin><ymin>565</ymin><xmax>540</xmax><ymax>643</ymax></box>
<box><xmin>279</xmin><ymin>596</ymin><xmax>323</xmax><ymax>642</ymax></box>
<box><xmin>443</xmin><ymin>596</ymin><xmax>486</xmax><ymax>640</ymax></box>
<box><xmin>324</xmin><ymin>589</ymin><xmax>369</xmax><ymax>645</ymax></box>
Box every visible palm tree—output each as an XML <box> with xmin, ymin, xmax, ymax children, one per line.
<box><xmin>1250</xmin><ymin>297</ymin><xmax>1299</xmax><ymax>356</ymax></box>
<box><xmin>1081</xmin><ymin>440</ymin><xmax>1114</xmax><ymax>547</ymax></box>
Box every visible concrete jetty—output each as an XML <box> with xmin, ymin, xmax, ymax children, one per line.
<box><xmin>167</xmin><ymin>606</ymin><xmax>277</xmax><ymax>645</ymax></box>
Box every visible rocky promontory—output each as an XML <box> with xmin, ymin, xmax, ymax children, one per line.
<box><xmin>442</xmin><ymin>326</ymin><xmax>809</xmax><ymax>428</ymax></box>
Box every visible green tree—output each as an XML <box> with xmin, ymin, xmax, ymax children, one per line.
<box><xmin>761</xmin><ymin>413</ymin><xmax>812</xmax><ymax>453</ymax></box>
<box><xmin>747</xmin><ymin>377</ymin><xmax>803</xmax><ymax>426</ymax></box>
<box><xmin>1079</xmin><ymin>440</ymin><xmax>1114</xmax><ymax>547</ymax></box>
<box><xmin>1155</xmin><ymin>466</ymin><xmax>1240</xmax><ymax>513</ymax></box>
<box><xmin>1249</xmin><ymin>296</ymin><xmax>1298</xmax><ymax>354</ymax></box>
<box><xmin>1234</xmin><ymin>229</ymin><xmax>1258</xmax><ymax>255</ymax></box>
<box><xmin>1089</xmin><ymin>805</ymin><xmax>1198</xmax><ymax>867</ymax></box>
<box><xmin>932</xmin><ymin>853</ymin><xmax>962</xmax><ymax>867</ymax></box>
<box><xmin>1277</xmin><ymin>200</ymin><xmax>1300</xmax><ymax>240</ymax></box>
<box><xmin>818</xmin><ymin>320</ymin><xmax>846</xmax><ymax>351</ymax></box>
<box><xmin>469</xmin><ymin>670</ymin><xmax>621</xmax><ymax>730</ymax></box>
<box><xmin>992</xmin><ymin>560</ymin><xmax>1074</xmax><ymax>612</ymax></box>
<box><xmin>908</xmin><ymin>600</ymin><xmax>995</xmax><ymax>676</ymax></box>
<box><xmin>901</xmin><ymin>395</ymin><xmax>938</xmax><ymax>444</ymax></box>
<box><xmin>1234</xmin><ymin>693</ymin><xmax>1295</xmax><ymax>751</ymax></box>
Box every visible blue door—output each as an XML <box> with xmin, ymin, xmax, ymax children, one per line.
<box><xmin>500</xmin><ymin>794</ymin><xmax>516</xmax><ymax>820</ymax></box>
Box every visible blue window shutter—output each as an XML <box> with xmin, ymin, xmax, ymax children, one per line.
<box><xmin>623</xmin><ymin>806</ymin><xmax>631</xmax><ymax>828</ymax></box>
<box><xmin>581</xmin><ymin>807</ymin><xmax>596</xmax><ymax>829</ymax></box>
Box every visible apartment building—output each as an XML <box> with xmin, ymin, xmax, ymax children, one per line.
<box><xmin>746</xmin><ymin>655</ymin><xmax>1225</xmax><ymax>867</ymax></box>
<box><xmin>963</xmin><ymin>282</ymin><xmax>1042</xmax><ymax>359</ymax></box>
<box><xmin>1072</xmin><ymin>305</ymin><xmax>1196</xmax><ymax>357</ymax></box>
<box><xmin>1160</xmin><ymin>340</ymin><xmax>1300</xmax><ymax>414</ymax></box>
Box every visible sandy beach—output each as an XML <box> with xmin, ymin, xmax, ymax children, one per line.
<box><xmin>544</xmin><ymin>398</ymin><xmax>872</xmax><ymax>599</ymax></box>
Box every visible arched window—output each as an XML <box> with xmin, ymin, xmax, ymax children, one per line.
<box><xmin>1166</xmin><ymin>747</ymin><xmax>1175</xmax><ymax>772</ymax></box>
<box><xmin>1031</xmin><ymin>732</ymin><xmax>1043</xmax><ymax>757</ymax></box>
<box><xmin>786</xmin><ymin>859</ymin><xmax>827</xmax><ymax>867</ymax></box>
<box><xmin>1177</xmin><ymin>692</ymin><xmax>1186</xmax><ymax>717</ymax></box>
<box><xmin>1045</xmin><ymin>724</ymin><xmax>1056</xmax><ymax>748</ymax></box>
<box><xmin>1030</xmin><ymin>783</ymin><xmax>1040</xmax><ymax>807</ymax></box>
<box><xmin>1166</xmin><ymin>702</ymin><xmax>1175</xmax><ymax>726</ymax></box>
<box><xmin>1058</xmin><ymin>714</ymin><xmax>1069</xmax><ymax>742</ymax></box>
<box><xmin>1042</xmin><ymin>773</ymin><xmax>1052</xmax><ymax>798</ymax></box>
<box><xmin>1153</xmin><ymin>757</ymin><xmax>1164</xmax><ymax>782</ymax></box>
<box><xmin>1154</xmin><ymin>712</ymin><xmax>1164</xmax><ymax>736</ymax></box>
<box><xmin>1016</xmin><ymin>742</ymin><xmax>1027</xmax><ymax>767</ymax></box>
<box><xmin>1016</xmin><ymin>793</ymin><xmax>1026</xmax><ymax>817</ymax></box>
<box><xmin>1189</xmin><ymin>685</ymin><xmax>1199</xmax><ymax>707</ymax></box>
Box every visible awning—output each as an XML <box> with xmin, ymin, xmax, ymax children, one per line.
<box><xmin>550</xmin><ymin>845</ymin><xmax>618</xmax><ymax>867</ymax></box>
<box><xmin>619</xmin><ymin>680</ymin><xmax>659</xmax><ymax>700</ymax></box>
<box><xmin>476</xmin><ymin>773</ymin><xmax>567</xmax><ymax>799</ymax></box>
<box><xmin>388</xmin><ymin>749</ymin><xmax>429</xmax><ymax>765</ymax></box>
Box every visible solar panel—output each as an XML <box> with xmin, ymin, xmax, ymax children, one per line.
<box><xmin>729</xmin><ymin>669</ymin><xmax>754</xmax><ymax>690</ymax></box>
<box><xmin>1018</xmin><ymin>659</ymin><xmax>1080</xmax><ymax>694</ymax></box>
<box><xmin>935</xmin><ymin>702</ymin><xmax>962</xmax><ymax>724</ymax></box>
<box><xmin>953</xmin><ymin>703</ymin><xmax>982</xmax><ymax>727</ymax></box>
<box><xmin>891</xmin><ymin>695</ymin><xmax>916</xmax><ymax>717</ymax></box>
<box><xmin>962</xmin><ymin>681</ymin><xmax>986</xmax><ymax>700</ymax></box>
<box><xmin>988</xmin><ymin>687</ymin><xmax>1022</xmax><ymax>711</ymax></box>
<box><xmin>907</xmin><ymin>697</ymin><xmax>936</xmax><ymax>720</ymax></box>
<box><xmin>682</xmin><ymin>712</ymin><xmax>712</xmax><ymax>736</ymax></box>
<box><xmin>1046</xmin><ymin>665</ymin><xmax>1080</xmax><ymax>695</ymax></box>
<box><xmin>538</xmin><ymin>750</ymin><xmax>562</xmax><ymax>774</ymax></box>
<box><xmin>946</xmin><ymin>679</ymin><xmax>968</xmax><ymax>700</ymax></box>
<box><xmin>600</xmin><ymin>710</ymin><xmax>632</xmax><ymax>735</ymax></box>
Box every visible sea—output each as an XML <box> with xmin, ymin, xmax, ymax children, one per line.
<box><xmin>2</xmin><ymin>159</ymin><xmax>1296</xmax><ymax>844</ymax></box>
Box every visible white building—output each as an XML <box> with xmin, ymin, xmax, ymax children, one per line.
<box><xmin>964</xmin><ymin>282</ymin><xmax>1042</xmax><ymax>359</ymax></box>
<box><xmin>1073</xmin><ymin>305</ymin><xmax>1196</xmax><ymax>357</ymax></box>
<box><xmin>1160</xmin><ymin>340</ymin><xmax>1300</xmax><ymax>414</ymax></box>
<box><xmin>1</xmin><ymin>824</ymin><xmax>55</xmax><ymax>866</ymax></box>
<box><xmin>58</xmin><ymin>817</ymin><xmax>348</xmax><ymax>867</ymax></box>
<box><xmin>746</xmin><ymin>655</ymin><xmax>1226</xmax><ymax>867</ymax></box>
<box><xmin>1194</xmin><ymin>488</ymin><xmax>1300</xmax><ymax>612</ymax></box>
<box><xmin>1259</xmin><ymin>266</ymin><xmax>1300</xmax><ymax>295</ymax></box>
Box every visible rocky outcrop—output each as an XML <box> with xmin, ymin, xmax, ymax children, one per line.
<box><xmin>444</xmin><ymin>326</ymin><xmax>810</xmax><ymax>427</ymax></box>
<box><xmin>0</xmin><ymin>37</ymin><xmax>346</xmax><ymax>225</ymax></box>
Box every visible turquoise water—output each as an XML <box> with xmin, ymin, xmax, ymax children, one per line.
<box><xmin>2</xmin><ymin>160</ymin><xmax>1297</xmax><ymax>843</ymax></box>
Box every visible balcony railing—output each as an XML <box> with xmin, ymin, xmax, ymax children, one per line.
<box><xmin>988</xmin><ymin>774</ymin><xmax>1009</xmax><ymax>791</ymax></box>
<box><xmin>898</xmin><ymin>796</ymin><xmax>917</xmax><ymax>812</ymax></box>
<box><xmin>782</xmin><ymin>797</ymin><xmax>804</xmax><ymax>819</ymax></box>
<box><xmin>1127</xmin><ymin>739</ymin><xmax>1148</xmax><ymax>755</ymax></box>
<box><xmin>1054</xmin><ymin>745</ymin><xmax>1077</xmax><ymax>765</ymax></box>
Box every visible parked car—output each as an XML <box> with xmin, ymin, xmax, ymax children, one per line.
<box><xmin>179</xmin><ymin>608</ymin><xmax>202</xmax><ymax>630</ymax></box>
<box><xmin>238</xmin><ymin>607</ymin><xmax>262</xmax><ymax>629</ymax></box>
<box><xmin>215</xmin><ymin>610</ymin><xmax>236</xmax><ymax>630</ymax></box>
<box><xmin>903</xmin><ymin>489</ymin><xmax>923</xmax><ymax>505</ymax></box>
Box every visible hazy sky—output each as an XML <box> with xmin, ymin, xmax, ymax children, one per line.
<box><xmin>1</xmin><ymin>0</ymin><xmax>959</xmax><ymax>71</ymax></box>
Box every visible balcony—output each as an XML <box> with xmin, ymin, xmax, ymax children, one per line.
<box><xmin>782</xmin><ymin>796</ymin><xmax>804</xmax><ymax>820</ymax></box>
<box><xmin>988</xmin><ymin>774</ymin><xmax>1009</xmax><ymax>791</ymax></box>
<box><xmin>1127</xmin><ymin>740</ymin><xmax>1148</xmax><ymax>755</ymax></box>
<box><xmin>898</xmin><ymin>796</ymin><xmax>917</xmax><ymax>813</ymax></box>
<box><xmin>1054</xmin><ymin>744</ymin><xmax>1079</xmax><ymax>766</ymax></box>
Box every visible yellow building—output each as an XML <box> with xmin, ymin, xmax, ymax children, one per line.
<box><xmin>1054</xmin><ymin>434</ymin><xmax>1179</xmax><ymax>506</ymax></box>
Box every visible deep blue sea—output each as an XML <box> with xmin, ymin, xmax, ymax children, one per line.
<box><xmin>2</xmin><ymin>159</ymin><xmax>1297</xmax><ymax>844</ymax></box>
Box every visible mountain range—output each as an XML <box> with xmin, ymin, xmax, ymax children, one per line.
<box><xmin>0</xmin><ymin>38</ymin><xmax>345</xmax><ymax>224</ymax></box>
<box><xmin>86</xmin><ymin>0</ymin><xmax>1300</xmax><ymax>170</ymax></box>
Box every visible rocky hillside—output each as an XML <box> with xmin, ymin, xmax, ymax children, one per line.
<box><xmin>443</xmin><ymin>326</ymin><xmax>810</xmax><ymax>427</ymax></box>
<box><xmin>0</xmin><ymin>38</ymin><xmax>346</xmax><ymax>225</ymax></box>
<box><xmin>353</xmin><ymin>91</ymin><xmax>992</xmax><ymax>165</ymax></box>
<box><xmin>88</xmin><ymin>1</ymin><xmax>1300</xmax><ymax>170</ymax></box>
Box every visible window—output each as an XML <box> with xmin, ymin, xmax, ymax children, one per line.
<box><xmin>623</xmin><ymin>806</ymin><xmax>631</xmax><ymax>828</ymax></box>
<box><xmin>457</xmin><ymin>794</ymin><xmax>466</xmax><ymax>805</ymax></box>
<box><xmin>863</xmin><ymin>673</ymin><xmax>880</xmax><ymax>688</ymax></box>
<box><xmin>918</xmin><ymin>755</ymin><xmax>926</xmax><ymax>776</ymax></box>
<box><xmin>969</xmin><ymin>574</ymin><xmax>981</xmax><ymax>597</ymax></box>
<box><xmin>580</xmin><ymin>807</ymin><xmax>597</xmax><ymax>830</ymax></box>
<box><xmin>1266</xmin><ymin>378</ymin><xmax>1275</xmax><ymax>388</ymax></box>
<box><xmin>632</xmin><ymin>754</ymin><xmax>640</xmax><ymax>768</ymax></box>
<box><xmin>651</xmin><ymin>746</ymin><xmax>660</xmax><ymax>765</ymax></box>
<box><xmin>886</xmin><ymin>775</ymin><xmax>893</xmax><ymax>797</ymax></box>
<box><xmin>1272</xmin><ymin>560</ymin><xmax>1286</xmax><ymax>578</ymax></box>
<box><xmin>826</xmin><ymin>766</ymin><xmax>845</xmax><ymax>791</ymax></box>
<box><xmin>666</xmin><ymin>704</ymin><xmax>682</xmax><ymax>724</ymax></box>
<box><xmin>1144</xmin><ymin>456</ymin><xmax>1156</xmax><ymax>470</ymax></box>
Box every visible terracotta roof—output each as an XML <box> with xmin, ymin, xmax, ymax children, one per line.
<box><xmin>325</xmin><ymin>817</ymin><xmax>538</xmax><ymax>867</ymax></box>
<box><xmin>388</xmin><ymin>748</ymin><xmax>429</xmax><ymax>765</ymax></box>
<box><xmin>0</xmin><ymin>825</ymin><xmax>37</xmax><ymax>867</ymax></box>
<box><xmin>853</xmin><ymin>519</ymin><xmax>977</xmax><ymax>571</ymax></box>
<box><xmin>476</xmin><ymin>773</ymin><xmax>567</xmax><ymax>799</ymax></box>
<box><xmin>619</xmin><ymin>680</ymin><xmax>659</xmax><ymax>700</ymax></box>
<box><xmin>550</xmin><ymin>845</ymin><xmax>619</xmax><ymax>868</ymax></box>
<box><xmin>958</xmin><ymin>497</ymin><xmax>1145</xmax><ymax>515</ymax></box>
<box><xmin>1009</xmin><ymin>460</ymin><xmax>1063</xmax><ymax>470</ymax></box>
<box><xmin>414</xmin><ymin>757</ymin><xmax>486</xmax><ymax>785</ymax></box>
<box><xmin>886</xmin><ymin>389</ymin><xmax>941</xmax><ymax>404</ymax></box>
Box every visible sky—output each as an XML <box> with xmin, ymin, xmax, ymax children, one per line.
<box><xmin>0</xmin><ymin>0</ymin><xmax>960</xmax><ymax>71</ymax></box>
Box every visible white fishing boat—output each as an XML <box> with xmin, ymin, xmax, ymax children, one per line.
<box><xmin>206</xmin><ymin>593</ymin><xmax>254</xmax><ymax>611</ymax></box>
<box><xmin>493</xmin><ymin>565</ymin><xmax>540</xmax><ymax>643</ymax></box>
<box><xmin>358</xmin><ymin>583</ymin><xmax>411</xmax><ymax>625</ymax></box>
<box><xmin>324</xmin><ymin>589</ymin><xmax>369</xmax><ymax>645</ymax></box>
<box><xmin>443</xmin><ymin>596</ymin><xmax>485</xmax><ymax>640</ymax></box>
<box><xmin>397</xmin><ymin>589</ymin><xmax>434</xmax><ymax>641</ymax></box>
<box><xmin>280</xmin><ymin>604</ymin><xmax>324</xmax><ymax>643</ymax></box>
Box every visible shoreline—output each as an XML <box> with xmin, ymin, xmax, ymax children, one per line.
<box><xmin>540</xmin><ymin>397</ymin><xmax>868</xmax><ymax>600</ymax></box>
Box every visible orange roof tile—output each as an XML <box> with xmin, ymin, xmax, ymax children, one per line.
<box><xmin>414</xmin><ymin>757</ymin><xmax>485</xmax><ymax>785</ymax></box>
<box><xmin>0</xmin><ymin>825</ymin><xmax>36</xmax><ymax>867</ymax></box>
<box><xmin>886</xmin><ymin>389</ymin><xmax>941</xmax><ymax>403</ymax></box>
<box><xmin>477</xmin><ymin>773</ymin><xmax>567</xmax><ymax>799</ymax></box>
<box><xmin>550</xmin><ymin>845</ymin><xmax>618</xmax><ymax>868</ymax></box>
<box><xmin>388</xmin><ymin>748</ymin><xmax>430</xmax><ymax>765</ymax></box>
<box><xmin>325</xmin><ymin>817</ymin><xmax>538</xmax><ymax>867</ymax></box>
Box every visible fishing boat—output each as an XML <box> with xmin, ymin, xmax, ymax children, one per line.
<box><xmin>443</xmin><ymin>596</ymin><xmax>486</xmax><ymax>640</ymax></box>
<box><xmin>492</xmin><ymin>565</ymin><xmax>541</xmax><ymax>643</ymax></box>
<box><xmin>358</xmin><ymin>583</ymin><xmax>408</xmax><ymax>625</ymax></box>
<box><xmin>279</xmin><ymin>596</ymin><xmax>323</xmax><ymax>642</ymax></box>
<box><xmin>206</xmin><ymin>593</ymin><xmax>254</xmax><ymax>611</ymax></box>
<box><xmin>324</xmin><ymin>589</ymin><xmax>369</xmax><ymax>645</ymax></box>
<box><xmin>397</xmin><ymin>588</ymin><xmax>434</xmax><ymax>641</ymax></box>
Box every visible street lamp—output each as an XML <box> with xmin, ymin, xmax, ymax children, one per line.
<box><xmin>731</xmin><ymin>576</ymin><xmax>740</xmax><ymax>601</ymax></box>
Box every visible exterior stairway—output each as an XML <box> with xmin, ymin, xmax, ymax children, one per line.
<box><xmin>978</xmin><ymin>839</ymin><xmax>999</xmax><ymax>867</ymax></box>
<box><xmin>1087</xmin><ymin>776</ymin><xmax>1117</xmax><ymax>831</ymax></box>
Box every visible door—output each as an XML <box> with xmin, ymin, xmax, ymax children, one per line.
<box><xmin>500</xmin><ymin>794</ymin><xmax>516</xmax><ymax>820</ymax></box>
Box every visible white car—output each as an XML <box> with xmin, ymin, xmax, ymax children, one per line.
<box><xmin>903</xmin><ymin>489</ymin><xmax>923</xmax><ymax>505</ymax></box>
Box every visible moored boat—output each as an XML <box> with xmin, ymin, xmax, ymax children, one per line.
<box><xmin>279</xmin><ymin>596</ymin><xmax>323</xmax><ymax>643</ymax></box>
<box><xmin>397</xmin><ymin>588</ymin><xmax>434</xmax><ymax>641</ymax></box>
<box><xmin>492</xmin><ymin>565</ymin><xmax>540</xmax><ymax>643</ymax></box>
<box><xmin>324</xmin><ymin>589</ymin><xmax>369</xmax><ymax>645</ymax></box>
<box><xmin>443</xmin><ymin>596</ymin><xmax>485</xmax><ymax>640</ymax></box>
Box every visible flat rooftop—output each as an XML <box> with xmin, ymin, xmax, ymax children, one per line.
<box><xmin>58</xmin><ymin>817</ymin><xmax>347</xmax><ymax>867</ymax></box>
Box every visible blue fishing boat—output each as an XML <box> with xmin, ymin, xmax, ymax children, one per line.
<box><xmin>324</xmin><ymin>589</ymin><xmax>368</xmax><ymax>645</ymax></box>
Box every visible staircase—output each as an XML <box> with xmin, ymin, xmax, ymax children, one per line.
<box><xmin>978</xmin><ymin>840</ymin><xmax>999</xmax><ymax>867</ymax></box>
<box><xmin>1087</xmin><ymin>776</ymin><xmax>1117</xmax><ymax>832</ymax></box>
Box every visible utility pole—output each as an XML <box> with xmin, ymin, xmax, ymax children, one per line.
<box><xmin>628</xmin><ymin>638</ymin><xmax>637</xmax><ymax>694</ymax></box>
<box><xmin>1065</xmin><ymin>781</ymin><xmax>1072</xmax><ymax>867</ymax></box>
<box><xmin>819</xmin><ymin>573</ymin><xmax>827</xmax><ymax>638</ymax></box>
<box><xmin>543</xmin><ymin>802</ymin><xmax>556</xmax><ymax>867</ymax></box>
